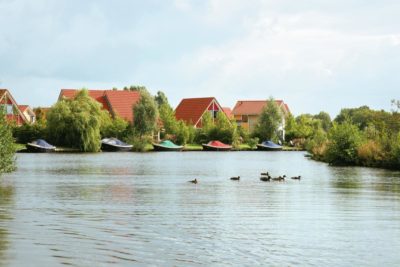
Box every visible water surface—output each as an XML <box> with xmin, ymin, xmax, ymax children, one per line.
<box><xmin>0</xmin><ymin>152</ymin><xmax>399</xmax><ymax>266</ymax></box>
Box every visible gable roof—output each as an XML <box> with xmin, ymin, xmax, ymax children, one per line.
<box><xmin>18</xmin><ymin>105</ymin><xmax>29</xmax><ymax>112</ymax></box>
<box><xmin>104</xmin><ymin>90</ymin><xmax>141</xmax><ymax>122</ymax></box>
<box><xmin>58</xmin><ymin>89</ymin><xmax>141</xmax><ymax>123</ymax></box>
<box><xmin>175</xmin><ymin>97</ymin><xmax>216</xmax><ymax>126</ymax></box>
<box><xmin>232</xmin><ymin>100</ymin><xmax>290</xmax><ymax>116</ymax></box>
<box><xmin>0</xmin><ymin>89</ymin><xmax>29</xmax><ymax>124</ymax></box>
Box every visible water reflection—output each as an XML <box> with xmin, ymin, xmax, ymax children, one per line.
<box><xmin>0</xmin><ymin>183</ymin><xmax>15</xmax><ymax>265</ymax></box>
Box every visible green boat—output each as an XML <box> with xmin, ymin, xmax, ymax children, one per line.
<box><xmin>152</xmin><ymin>140</ymin><xmax>184</xmax><ymax>151</ymax></box>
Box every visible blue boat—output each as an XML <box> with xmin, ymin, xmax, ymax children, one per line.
<box><xmin>26</xmin><ymin>139</ymin><xmax>56</xmax><ymax>153</ymax></box>
<box><xmin>257</xmin><ymin>140</ymin><xmax>282</xmax><ymax>151</ymax></box>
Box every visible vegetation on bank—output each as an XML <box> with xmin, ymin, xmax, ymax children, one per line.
<box><xmin>0</xmin><ymin>110</ymin><xmax>16</xmax><ymax>174</ymax></box>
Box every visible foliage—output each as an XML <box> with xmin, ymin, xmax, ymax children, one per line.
<box><xmin>253</xmin><ymin>97</ymin><xmax>282</xmax><ymax>142</ymax></box>
<box><xmin>125</xmin><ymin>133</ymin><xmax>152</xmax><ymax>152</ymax></box>
<box><xmin>100</xmin><ymin>113</ymin><xmax>129</xmax><ymax>140</ymax></box>
<box><xmin>46</xmin><ymin>89</ymin><xmax>103</xmax><ymax>152</ymax></box>
<box><xmin>0</xmin><ymin>110</ymin><xmax>16</xmax><ymax>174</ymax></box>
<box><xmin>154</xmin><ymin>91</ymin><xmax>169</xmax><ymax>107</ymax></box>
<box><xmin>324</xmin><ymin>120</ymin><xmax>364</xmax><ymax>165</ymax></box>
<box><xmin>132</xmin><ymin>90</ymin><xmax>159</xmax><ymax>138</ymax></box>
<box><xmin>314</xmin><ymin>111</ymin><xmax>332</xmax><ymax>132</ymax></box>
<box><xmin>12</xmin><ymin>122</ymin><xmax>47</xmax><ymax>144</ymax></box>
<box><xmin>357</xmin><ymin>140</ymin><xmax>385</xmax><ymax>166</ymax></box>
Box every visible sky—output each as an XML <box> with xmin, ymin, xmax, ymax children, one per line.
<box><xmin>0</xmin><ymin>0</ymin><xmax>399</xmax><ymax>117</ymax></box>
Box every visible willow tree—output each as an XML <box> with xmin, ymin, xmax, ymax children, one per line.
<box><xmin>0</xmin><ymin>109</ymin><xmax>16</xmax><ymax>174</ymax></box>
<box><xmin>47</xmin><ymin>89</ymin><xmax>104</xmax><ymax>152</ymax></box>
<box><xmin>253</xmin><ymin>97</ymin><xmax>282</xmax><ymax>141</ymax></box>
<box><xmin>133</xmin><ymin>89</ymin><xmax>158</xmax><ymax>137</ymax></box>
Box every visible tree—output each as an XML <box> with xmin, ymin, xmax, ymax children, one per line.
<box><xmin>46</xmin><ymin>89</ymin><xmax>104</xmax><ymax>152</ymax></box>
<box><xmin>314</xmin><ymin>111</ymin><xmax>332</xmax><ymax>132</ymax></box>
<box><xmin>154</xmin><ymin>91</ymin><xmax>169</xmax><ymax>107</ymax></box>
<box><xmin>253</xmin><ymin>97</ymin><xmax>282</xmax><ymax>141</ymax></box>
<box><xmin>0</xmin><ymin>109</ymin><xmax>16</xmax><ymax>174</ymax></box>
<box><xmin>132</xmin><ymin>90</ymin><xmax>159</xmax><ymax>138</ymax></box>
<box><xmin>100</xmin><ymin>113</ymin><xmax>129</xmax><ymax>140</ymax></box>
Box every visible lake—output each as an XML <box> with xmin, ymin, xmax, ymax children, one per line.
<box><xmin>0</xmin><ymin>152</ymin><xmax>400</xmax><ymax>266</ymax></box>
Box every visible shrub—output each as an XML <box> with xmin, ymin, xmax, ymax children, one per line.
<box><xmin>357</xmin><ymin>140</ymin><xmax>385</xmax><ymax>166</ymax></box>
<box><xmin>0</xmin><ymin>110</ymin><xmax>16</xmax><ymax>174</ymax></box>
<box><xmin>12</xmin><ymin>122</ymin><xmax>47</xmax><ymax>144</ymax></box>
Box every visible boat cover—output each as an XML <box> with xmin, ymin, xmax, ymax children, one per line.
<box><xmin>30</xmin><ymin>139</ymin><xmax>55</xmax><ymax>148</ymax></box>
<box><xmin>102</xmin><ymin>138</ymin><xmax>131</xmax><ymax>146</ymax></box>
<box><xmin>157</xmin><ymin>140</ymin><xmax>182</xmax><ymax>148</ymax></box>
<box><xmin>206</xmin><ymin>140</ymin><xmax>231</xmax><ymax>148</ymax></box>
<box><xmin>260</xmin><ymin>140</ymin><xmax>282</xmax><ymax>148</ymax></box>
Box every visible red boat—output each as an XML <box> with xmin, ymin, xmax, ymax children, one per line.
<box><xmin>202</xmin><ymin>140</ymin><xmax>232</xmax><ymax>151</ymax></box>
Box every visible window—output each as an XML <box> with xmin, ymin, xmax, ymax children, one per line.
<box><xmin>6</xmin><ymin>104</ymin><xmax>13</xmax><ymax>115</ymax></box>
<box><xmin>242</xmin><ymin>115</ymin><xmax>248</xmax><ymax>122</ymax></box>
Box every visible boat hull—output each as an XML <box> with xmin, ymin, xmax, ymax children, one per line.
<box><xmin>153</xmin><ymin>144</ymin><xmax>183</xmax><ymax>151</ymax></box>
<box><xmin>26</xmin><ymin>144</ymin><xmax>56</xmax><ymax>153</ymax></box>
<box><xmin>101</xmin><ymin>143</ymin><xmax>132</xmax><ymax>152</ymax></box>
<box><xmin>256</xmin><ymin>144</ymin><xmax>282</xmax><ymax>151</ymax></box>
<box><xmin>202</xmin><ymin>144</ymin><xmax>232</xmax><ymax>151</ymax></box>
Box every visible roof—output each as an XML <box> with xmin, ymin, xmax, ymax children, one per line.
<box><xmin>18</xmin><ymin>105</ymin><xmax>29</xmax><ymax>112</ymax></box>
<box><xmin>0</xmin><ymin>89</ymin><xmax>29</xmax><ymax>124</ymax></box>
<box><xmin>175</xmin><ymin>97</ymin><xmax>216</xmax><ymax>126</ymax></box>
<box><xmin>222</xmin><ymin>107</ymin><xmax>233</xmax><ymax>119</ymax></box>
<box><xmin>232</xmin><ymin>100</ymin><xmax>290</xmax><ymax>116</ymax></box>
<box><xmin>104</xmin><ymin>90</ymin><xmax>140</xmax><ymax>122</ymax></box>
<box><xmin>59</xmin><ymin>89</ymin><xmax>141</xmax><ymax>123</ymax></box>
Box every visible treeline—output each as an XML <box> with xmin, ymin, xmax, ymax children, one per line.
<box><xmin>288</xmin><ymin>105</ymin><xmax>400</xmax><ymax>169</ymax></box>
<box><xmin>12</xmin><ymin>87</ymin><xmax>243</xmax><ymax>152</ymax></box>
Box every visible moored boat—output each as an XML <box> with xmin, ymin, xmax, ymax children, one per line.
<box><xmin>202</xmin><ymin>140</ymin><xmax>232</xmax><ymax>151</ymax></box>
<box><xmin>101</xmin><ymin>138</ymin><xmax>132</xmax><ymax>152</ymax></box>
<box><xmin>257</xmin><ymin>140</ymin><xmax>282</xmax><ymax>151</ymax></box>
<box><xmin>26</xmin><ymin>139</ymin><xmax>56</xmax><ymax>153</ymax></box>
<box><xmin>153</xmin><ymin>140</ymin><xmax>184</xmax><ymax>151</ymax></box>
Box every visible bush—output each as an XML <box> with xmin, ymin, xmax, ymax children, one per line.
<box><xmin>12</xmin><ymin>122</ymin><xmax>47</xmax><ymax>144</ymax></box>
<box><xmin>100</xmin><ymin>114</ymin><xmax>129</xmax><ymax>140</ymax></box>
<box><xmin>357</xmin><ymin>140</ymin><xmax>385</xmax><ymax>166</ymax></box>
<box><xmin>0</xmin><ymin>110</ymin><xmax>16</xmax><ymax>174</ymax></box>
<box><xmin>325</xmin><ymin>121</ymin><xmax>364</xmax><ymax>165</ymax></box>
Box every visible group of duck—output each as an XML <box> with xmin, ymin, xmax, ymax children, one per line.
<box><xmin>189</xmin><ymin>173</ymin><xmax>301</xmax><ymax>184</ymax></box>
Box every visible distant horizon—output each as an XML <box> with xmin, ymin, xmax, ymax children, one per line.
<box><xmin>1</xmin><ymin>0</ymin><xmax>399</xmax><ymax>117</ymax></box>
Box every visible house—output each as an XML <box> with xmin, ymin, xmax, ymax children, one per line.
<box><xmin>0</xmin><ymin>89</ymin><xmax>34</xmax><ymax>125</ymax></box>
<box><xmin>18</xmin><ymin>105</ymin><xmax>36</xmax><ymax>124</ymax></box>
<box><xmin>58</xmin><ymin>89</ymin><xmax>141</xmax><ymax>123</ymax></box>
<box><xmin>232</xmin><ymin>100</ymin><xmax>290</xmax><ymax>139</ymax></box>
<box><xmin>175</xmin><ymin>97</ymin><xmax>230</xmax><ymax>128</ymax></box>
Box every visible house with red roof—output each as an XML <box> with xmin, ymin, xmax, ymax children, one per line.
<box><xmin>175</xmin><ymin>97</ymin><xmax>230</xmax><ymax>128</ymax></box>
<box><xmin>0</xmin><ymin>89</ymin><xmax>34</xmax><ymax>125</ymax></box>
<box><xmin>232</xmin><ymin>100</ymin><xmax>290</xmax><ymax>139</ymax></box>
<box><xmin>58</xmin><ymin>89</ymin><xmax>141</xmax><ymax>123</ymax></box>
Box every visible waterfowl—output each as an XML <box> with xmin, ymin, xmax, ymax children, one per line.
<box><xmin>260</xmin><ymin>172</ymin><xmax>269</xmax><ymax>176</ymax></box>
<box><xmin>272</xmin><ymin>175</ymin><xmax>286</xmax><ymax>181</ymax></box>
<box><xmin>230</xmin><ymin>176</ymin><xmax>240</xmax><ymax>181</ymax></box>
<box><xmin>291</xmin><ymin>175</ymin><xmax>301</xmax><ymax>180</ymax></box>
<box><xmin>260</xmin><ymin>176</ymin><xmax>271</xmax><ymax>182</ymax></box>
<box><xmin>189</xmin><ymin>179</ymin><xmax>198</xmax><ymax>184</ymax></box>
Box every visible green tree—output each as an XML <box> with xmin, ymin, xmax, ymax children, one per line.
<box><xmin>0</xmin><ymin>109</ymin><xmax>16</xmax><ymax>174</ymax></box>
<box><xmin>132</xmin><ymin>90</ymin><xmax>159</xmax><ymax>138</ymax></box>
<box><xmin>314</xmin><ymin>111</ymin><xmax>332</xmax><ymax>132</ymax></box>
<box><xmin>100</xmin><ymin>113</ymin><xmax>129</xmax><ymax>140</ymax></box>
<box><xmin>47</xmin><ymin>89</ymin><xmax>104</xmax><ymax>152</ymax></box>
<box><xmin>253</xmin><ymin>97</ymin><xmax>282</xmax><ymax>141</ymax></box>
<box><xmin>154</xmin><ymin>91</ymin><xmax>169</xmax><ymax>107</ymax></box>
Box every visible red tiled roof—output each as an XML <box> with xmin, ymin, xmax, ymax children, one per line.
<box><xmin>232</xmin><ymin>100</ymin><xmax>290</xmax><ymax>115</ymax></box>
<box><xmin>0</xmin><ymin>89</ymin><xmax>7</xmax><ymax>97</ymax></box>
<box><xmin>175</xmin><ymin>97</ymin><xmax>215</xmax><ymax>126</ymax></box>
<box><xmin>18</xmin><ymin>105</ymin><xmax>29</xmax><ymax>112</ymax></box>
<box><xmin>58</xmin><ymin>89</ymin><xmax>141</xmax><ymax>123</ymax></box>
<box><xmin>59</xmin><ymin>89</ymin><xmax>111</xmax><ymax>111</ymax></box>
<box><xmin>222</xmin><ymin>107</ymin><xmax>233</xmax><ymax>119</ymax></box>
<box><xmin>0</xmin><ymin>89</ymin><xmax>28</xmax><ymax>125</ymax></box>
<box><xmin>104</xmin><ymin>90</ymin><xmax>140</xmax><ymax>122</ymax></box>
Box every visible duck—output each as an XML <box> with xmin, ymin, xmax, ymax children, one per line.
<box><xmin>260</xmin><ymin>176</ymin><xmax>271</xmax><ymax>182</ymax></box>
<box><xmin>230</xmin><ymin>176</ymin><xmax>240</xmax><ymax>181</ymax></box>
<box><xmin>272</xmin><ymin>175</ymin><xmax>286</xmax><ymax>181</ymax></box>
<box><xmin>189</xmin><ymin>179</ymin><xmax>198</xmax><ymax>184</ymax></box>
<box><xmin>260</xmin><ymin>172</ymin><xmax>269</xmax><ymax>176</ymax></box>
<box><xmin>291</xmin><ymin>175</ymin><xmax>301</xmax><ymax>180</ymax></box>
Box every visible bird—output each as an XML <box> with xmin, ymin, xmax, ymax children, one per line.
<box><xmin>230</xmin><ymin>176</ymin><xmax>240</xmax><ymax>181</ymax></box>
<box><xmin>260</xmin><ymin>176</ymin><xmax>271</xmax><ymax>182</ymax></box>
<box><xmin>260</xmin><ymin>172</ymin><xmax>269</xmax><ymax>176</ymax></box>
<box><xmin>272</xmin><ymin>175</ymin><xmax>286</xmax><ymax>181</ymax></box>
<box><xmin>291</xmin><ymin>175</ymin><xmax>301</xmax><ymax>180</ymax></box>
<box><xmin>189</xmin><ymin>179</ymin><xmax>198</xmax><ymax>184</ymax></box>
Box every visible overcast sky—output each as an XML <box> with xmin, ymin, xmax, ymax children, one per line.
<box><xmin>1</xmin><ymin>0</ymin><xmax>399</xmax><ymax>116</ymax></box>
